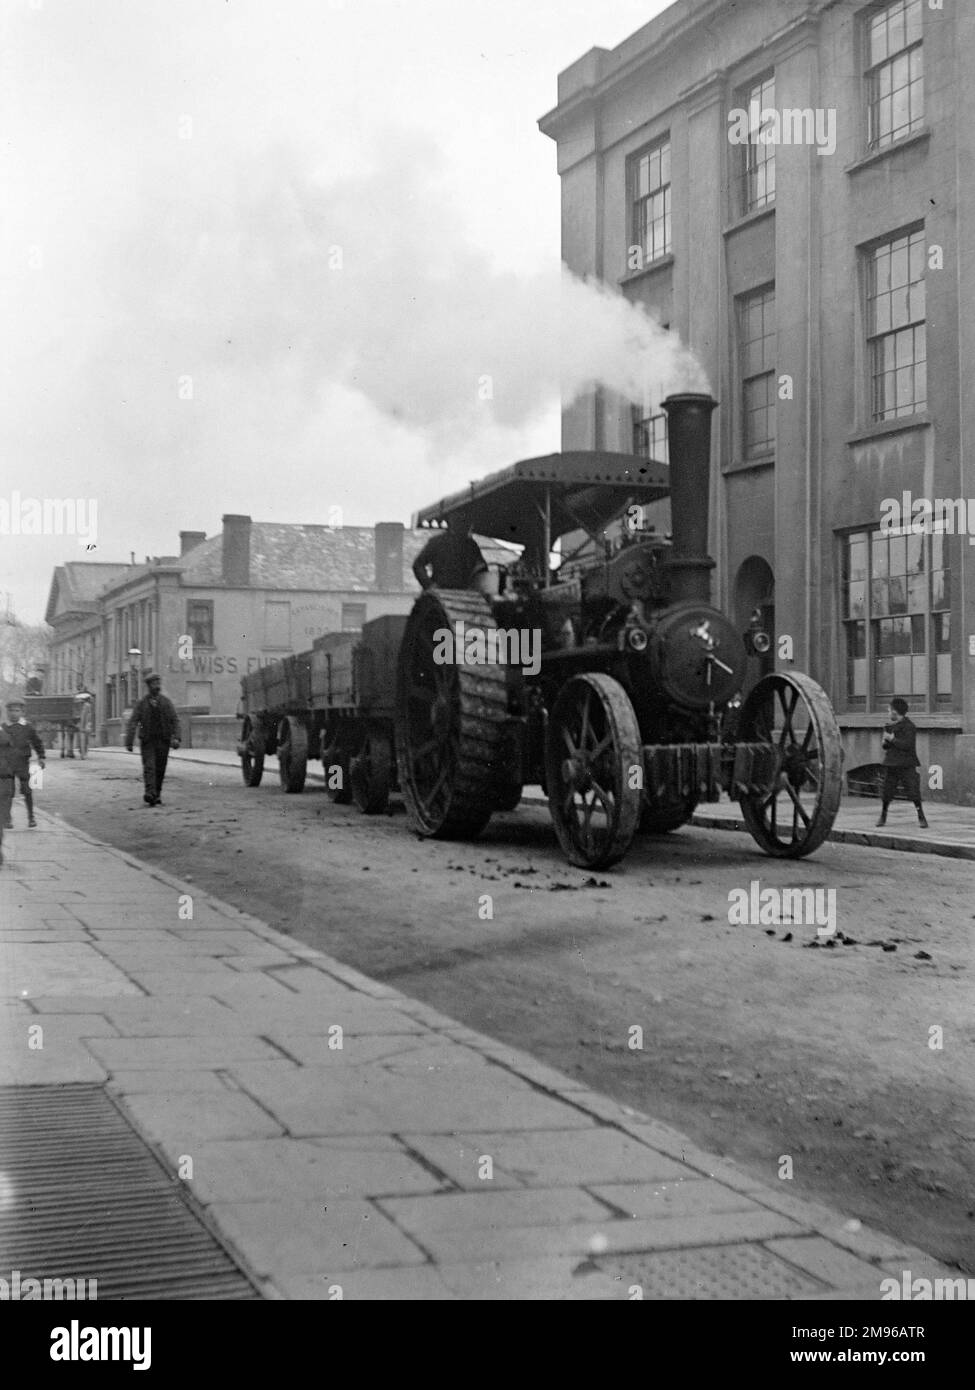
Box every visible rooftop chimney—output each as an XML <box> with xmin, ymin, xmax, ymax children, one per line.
<box><xmin>222</xmin><ymin>515</ymin><xmax>251</xmax><ymax>587</ymax></box>
<box><xmin>180</xmin><ymin>530</ymin><xmax>207</xmax><ymax>556</ymax></box>
<box><xmin>661</xmin><ymin>393</ymin><xmax>718</xmax><ymax>605</ymax></box>
<box><xmin>374</xmin><ymin>522</ymin><xmax>405</xmax><ymax>590</ymax></box>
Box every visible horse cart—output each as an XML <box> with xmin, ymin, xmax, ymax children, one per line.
<box><xmin>24</xmin><ymin>694</ymin><xmax>93</xmax><ymax>759</ymax></box>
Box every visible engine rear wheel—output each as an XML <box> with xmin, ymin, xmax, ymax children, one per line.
<box><xmin>396</xmin><ymin>590</ymin><xmax>509</xmax><ymax>839</ymax></box>
<box><xmin>546</xmin><ymin>673</ymin><xmax>642</xmax><ymax>870</ymax></box>
<box><xmin>240</xmin><ymin>719</ymin><xmax>266</xmax><ymax>787</ymax></box>
<box><xmin>737</xmin><ymin>672</ymin><xmax>842</xmax><ymax>858</ymax></box>
<box><xmin>277</xmin><ymin>716</ymin><xmax>308</xmax><ymax>794</ymax></box>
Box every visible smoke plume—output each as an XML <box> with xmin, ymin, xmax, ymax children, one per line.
<box><xmin>102</xmin><ymin>133</ymin><xmax>708</xmax><ymax>445</ymax></box>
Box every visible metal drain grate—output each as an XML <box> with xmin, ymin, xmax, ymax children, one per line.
<box><xmin>594</xmin><ymin>1243</ymin><xmax>825</xmax><ymax>1300</ymax></box>
<box><xmin>0</xmin><ymin>1084</ymin><xmax>261</xmax><ymax>1300</ymax></box>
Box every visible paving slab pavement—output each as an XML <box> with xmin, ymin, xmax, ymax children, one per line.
<box><xmin>0</xmin><ymin>810</ymin><xmax>962</xmax><ymax>1301</ymax></box>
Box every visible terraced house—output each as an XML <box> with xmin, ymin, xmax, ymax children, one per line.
<box><xmin>540</xmin><ymin>0</ymin><xmax>975</xmax><ymax>801</ymax></box>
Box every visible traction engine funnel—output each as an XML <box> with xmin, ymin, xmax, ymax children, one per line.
<box><xmin>661</xmin><ymin>392</ymin><xmax>717</xmax><ymax>605</ymax></box>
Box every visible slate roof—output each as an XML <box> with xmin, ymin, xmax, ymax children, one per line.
<box><xmin>45</xmin><ymin>525</ymin><xmax>522</xmax><ymax>620</ymax></box>
<box><xmin>176</xmin><ymin>524</ymin><xmax>518</xmax><ymax>592</ymax></box>
<box><xmin>45</xmin><ymin>563</ymin><xmax>135</xmax><ymax>624</ymax></box>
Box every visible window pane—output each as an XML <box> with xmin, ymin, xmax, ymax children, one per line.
<box><xmin>907</xmin><ymin>573</ymin><xmax>926</xmax><ymax>610</ymax></box>
<box><xmin>850</xmin><ymin>537</ymin><xmax>868</xmax><ymax>580</ymax></box>
<box><xmin>888</xmin><ymin>534</ymin><xmax>906</xmax><ymax>575</ymax></box>
<box><xmin>872</xmin><ymin>579</ymin><xmax>889</xmax><ymax>615</ymax></box>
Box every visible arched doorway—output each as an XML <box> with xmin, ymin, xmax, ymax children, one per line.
<box><xmin>734</xmin><ymin>556</ymin><xmax>775</xmax><ymax>687</ymax></box>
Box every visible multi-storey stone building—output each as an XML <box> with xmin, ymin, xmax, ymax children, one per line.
<box><xmin>540</xmin><ymin>0</ymin><xmax>975</xmax><ymax>801</ymax></box>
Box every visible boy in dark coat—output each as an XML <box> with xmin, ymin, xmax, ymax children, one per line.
<box><xmin>877</xmin><ymin>697</ymin><xmax>927</xmax><ymax>829</ymax></box>
<box><xmin>0</xmin><ymin>724</ymin><xmax>17</xmax><ymax>865</ymax></box>
<box><xmin>1</xmin><ymin>697</ymin><xmax>45</xmax><ymax>828</ymax></box>
<box><xmin>124</xmin><ymin>673</ymin><xmax>181</xmax><ymax>806</ymax></box>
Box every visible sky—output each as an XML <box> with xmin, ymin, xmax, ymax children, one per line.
<box><xmin>1</xmin><ymin>0</ymin><xmax>676</xmax><ymax>624</ymax></box>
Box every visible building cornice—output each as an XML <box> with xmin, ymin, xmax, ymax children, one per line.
<box><xmin>680</xmin><ymin>68</ymin><xmax>728</xmax><ymax>119</ymax></box>
<box><xmin>540</xmin><ymin>1</ymin><xmax>830</xmax><ymax>140</ymax></box>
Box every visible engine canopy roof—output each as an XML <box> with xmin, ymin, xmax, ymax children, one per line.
<box><xmin>413</xmin><ymin>452</ymin><xmax>669</xmax><ymax>548</ymax></box>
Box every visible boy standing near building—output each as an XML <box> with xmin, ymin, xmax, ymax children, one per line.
<box><xmin>1</xmin><ymin>697</ymin><xmax>45</xmax><ymax>829</ymax></box>
<box><xmin>877</xmin><ymin>697</ymin><xmax>928</xmax><ymax>829</ymax></box>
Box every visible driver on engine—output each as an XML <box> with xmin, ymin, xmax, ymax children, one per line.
<box><xmin>412</xmin><ymin>509</ymin><xmax>489</xmax><ymax>592</ymax></box>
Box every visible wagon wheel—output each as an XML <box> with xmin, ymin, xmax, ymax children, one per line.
<box><xmin>240</xmin><ymin>719</ymin><xmax>266</xmax><ymax>787</ymax></box>
<box><xmin>324</xmin><ymin>742</ymin><xmax>353</xmax><ymax>804</ymax></box>
<box><xmin>639</xmin><ymin>796</ymin><xmax>697</xmax><ymax>834</ymax></box>
<box><xmin>545</xmin><ymin>673</ymin><xmax>643</xmax><ymax>870</ymax></box>
<box><xmin>351</xmin><ymin>729</ymin><xmax>393</xmax><ymax>815</ymax></box>
<box><xmin>396</xmin><ymin>589</ymin><xmax>509</xmax><ymax>839</ymax></box>
<box><xmin>737</xmin><ymin>672</ymin><xmax>842</xmax><ymax>858</ymax></box>
<box><xmin>277</xmin><ymin>716</ymin><xmax>308</xmax><ymax>794</ymax></box>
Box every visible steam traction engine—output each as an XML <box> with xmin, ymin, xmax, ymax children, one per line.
<box><xmin>396</xmin><ymin>393</ymin><xmax>843</xmax><ymax>869</ymax></box>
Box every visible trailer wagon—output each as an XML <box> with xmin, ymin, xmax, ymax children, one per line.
<box><xmin>237</xmin><ymin>614</ymin><xmax>408</xmax><ymax>813</ymax></box>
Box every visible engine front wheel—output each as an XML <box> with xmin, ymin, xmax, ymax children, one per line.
<box><xmin>545</xmin><ymin>673</ymin><xmax>643</xmax><ymax>870</ymax></box>
<box><xmin>737</xmin><ymin>672</ymin><xmax>842</xmax><ymax>858</ymax></box>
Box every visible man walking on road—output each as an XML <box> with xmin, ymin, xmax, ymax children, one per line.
<box><xmin>877</xmin><ymin>697</ymin><xmax>928</xmax><ymax>829</ymax></box>
<box><xmin>1</xmin><ymin>697</ymin><xmax>45</xmax><ymax>829</ymax></box>
<box><xmin>124</xmin><ymin>673</ymin><xmax>181</xmax><ymax>806</ymax></box>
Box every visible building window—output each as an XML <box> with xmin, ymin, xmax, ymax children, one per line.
<box><xmin>341</xmin><ymin>603</ymin><xmax>367</xmax><ymax>632</ymax></box>
<box><xmin>263</xmin><ymin>601</ymin><xmax>291</xmax><ymax>649</ymax></box>
<box><xmin>738</xmin><ymin>286</ymin><xmax>776</xmax><ymax>459</ymax></box>
<box><xmin>842</xmin><ymin>528</ymin><xmax>951</xmax><ymax>709</ymax></box>
<box><xmin>866</xmin><ymin>227</ymin><xmax>926</xmax><ymax>422</ymax></box>
<box><xmin>631</xmin><ymin>405</ymin><xmax>669</xmax><ymax>464</ymax></box>
<box><xmin>629</xmin><ymin>138</ymin><xmax>671</xmax><ymax>268</ymax></box>
<box><xmin>865</xmin><ymin>0</ymin><xmax>924</xmax><ymax>151</ymax></box>
<box><xmin>738</xmin><ymin>72</ymin><xmax>775</xmax><ymax>215</ymax></box>
<box><xmin>186</xmin><ymin>600</ymin><xmax>214</xmax><ymax>649</ymax></box>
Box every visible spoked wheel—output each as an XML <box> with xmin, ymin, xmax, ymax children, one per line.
<box><xmin>277</xmin><ymin>716</ymin><xmax>308</xmax><ymax>794</ymax></box>
<box><xmin>545</xmin><ymin>673</ymin><xmax>643</xmax><ymax>870</ymax></box>
<box><xmin>240</xmin><ymin>719</ymin><xmax>266</xmax><ymax>787</ymax></box>
<box><xmin>396</xmin><ymin>590</ymin><xmax>509</xmax><ymax>839</ymax></box>
<box><xmin>351</xmin><ymin>729</ymin><xmax>393</xmax><ymax>815</ymax></box>
<box><xmin>737</xmin><ymin>672</ymin><xmax>842</xmax><ymax>858</ymax></box>
<box><xmin>639</xmin><ymin>796</ymin><xmax>697</xmax><ymax>834</ymax></box>
<box><xmin>322</xmin><ymin>737</ymin><xmax>353</xmax><ymax>803</ymax></box>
